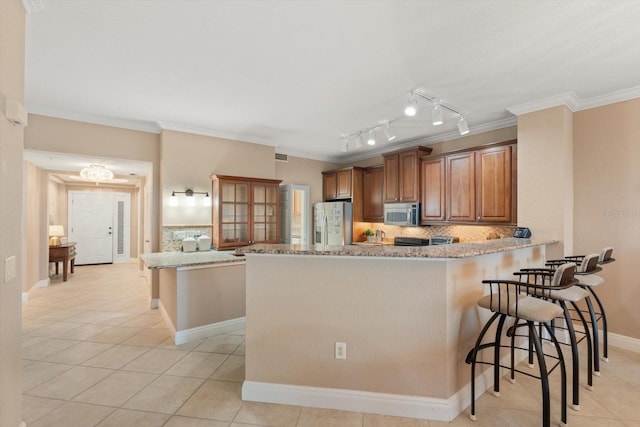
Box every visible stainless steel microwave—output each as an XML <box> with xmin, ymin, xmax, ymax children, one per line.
<box><xmin>383</xmin><ymin>203</ymin><xmax>419</xmax><ymax>226</ymax></box>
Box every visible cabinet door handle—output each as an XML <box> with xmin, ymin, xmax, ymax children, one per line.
<box><xmin>477</xmin><ymin>216</ymin><xmax>480</xmax><ymax>221</ymax></box>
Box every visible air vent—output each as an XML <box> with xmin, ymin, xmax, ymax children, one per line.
<box><xmin>275</xmin><ymin>153</ymin><xmax>288</xmax><ymax>162</ymax></box>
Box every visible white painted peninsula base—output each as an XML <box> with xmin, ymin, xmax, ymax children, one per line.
<box><xmin>242</xmin><ymin>245</ymin><xmax>547</xmax><ymax>421</ymax></box>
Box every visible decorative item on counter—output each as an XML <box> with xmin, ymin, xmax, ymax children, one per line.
<box><xmin>364</xmin><ymin>228</ymin><xmax>376</xmax><ymax>242</ymax></box>
<box><xmin>197</xmin><ymin>235</ymin><xmax>211</xmax><ymax>251</ymax></box>
<box><xmin>182</xmin><ymin>237</ymin><xmax>197</xmax><ymax>252</ymax></box>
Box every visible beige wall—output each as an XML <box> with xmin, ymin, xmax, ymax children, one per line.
<box><xmin>24</xmin><ymin>114</ymin><xmax>161</xmax><ymax>251</ymax></box>
<box><xmin>160</xmin><ymin>129</ymin><xmax>276</xmax><ymax>225</ymax></box>
<box><xmin>275</xmin><ymin>155</ymin><xmax>339</xmax><ymax>206</ymax></box>
<box><xmin>573</xmin><ymin>99</ymin><xmax>640</xmax><ymax>339</ymax></box>
<box><xmin>0</xmin><ymin>0</ymin><xmax>25</xmax><ymax>425</ymax></box>
<box><xmin>23</xmin><ymin>162</ymin><xmax>49</xmax><ymax>292</ymax></box>
<box><xmin>517</xmin><ymin>106</ymin><xmax>573</xmax><ymax>259</ymax></box>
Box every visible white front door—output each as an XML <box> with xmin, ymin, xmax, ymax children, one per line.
<box><xmin>69</xmin><ymin>192</ymin><xmax>115</xmax><ymax>265</ymax></box>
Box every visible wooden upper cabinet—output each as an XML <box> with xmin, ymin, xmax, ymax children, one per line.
<box><xmin>446</xmin><ymin>152</ymin><xmax>476</xmax><ymax>222</ymax></box>
<box><xmin>336</xmin><ymin>169</ymin><xmax>352</xmax><ymax>199</ymax></box>
<box><xmin>420</xmin><ymin>157</ymin><xmax>446</xmax><ymax>222</ymax></box>
<box><xmin>476</xmin><ymin>145</ymin><xmax>513</xmax><ymax>223</ymax></box>
<box><xmin>363</xmin><ymin>166</ymin><xmax>384</xmax><ymax>222</ymax></box>
<box><xmin>383</xmin><ymin>147</ymin><xmax>432</xmax><ymax>203</ymax></box>
<box><xmin>211</xmin><ymin>175</ymin><xmax>282</xmax><ymax>249</ymax></box>
<box><xmin>323</xmin><ymin>173</ymin><xmax>338</xmax><ymax>200</ymax></box>
<box><xmin>323</xmin><ymin>168</ymin><xmax>354</xmax><ymax>200</ymax></box>
<box><xmin>321</xmin><ymin>167</ymin><xmax>364</xmax><ymax>221</ymax></box>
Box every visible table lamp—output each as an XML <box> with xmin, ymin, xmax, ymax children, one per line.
<box><xmin>49</xmin><ymin>225</ymin><xmax>64</xmax><ymax>246</ymax></box>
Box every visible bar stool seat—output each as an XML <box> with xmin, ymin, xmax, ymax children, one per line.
<box><xmin>477</xmin><ymin>292</ymin><xmax>563</xmax><ymax>321</ymax></box>
<box><xmin>576</xmin><ymin>274</ymin><xmax>604</xmax><ymax>287</ymax></box>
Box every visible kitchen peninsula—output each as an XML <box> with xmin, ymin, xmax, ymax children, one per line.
<box><xmin>141</xmin><ymin>251</ymin><xmax>245</xmax><ymax>345</ymax></box>
<box><xmin>237</xmin><ymin>238</ymin><xmax>557</xmax><ymax>421</ymax></box>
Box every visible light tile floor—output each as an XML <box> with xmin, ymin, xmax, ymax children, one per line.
<box><xmin>22</xmin><ymin>263</ymin><xmax>640</xmax><ymax>426</ymax></box>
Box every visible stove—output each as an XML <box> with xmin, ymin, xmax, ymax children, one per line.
<box><xmin>394</xmin><ymin>237</ymin><xmax>430</xmax><ymax>246</ymax></box>
<box><xmin>393</xmin><ymin>236</ymin><xmax>459</xmax><ymax>246</ymax></box>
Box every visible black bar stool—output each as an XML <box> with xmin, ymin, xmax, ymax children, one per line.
<box><xmin>466</xmin><ymin>263</ymin><xmax>577</xmax><ymax>427</ymax></box>
<box><xmin>546</xmin><ymin>247</ymin><xmax>615</xmax><ymax>374</ymax></box>
<box><xmin>514</xmin><ymin>259</ymin><xmax>596</xmax><ymax>411</ymax></box>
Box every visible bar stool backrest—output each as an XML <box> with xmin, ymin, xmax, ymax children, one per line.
<box><xmin>599</xmin><ymin>247</ymin><xmax>614</xmax><ymax>263</ymax></box>
<box><xmin>578</xmin><ymin>254</ymin><xmax>600</xmax><ymax>274</ymax></box>
<box><xmin>551</xmin><ymin>263</ymin><xmax>578</xmax><ymax>288</ymax></box>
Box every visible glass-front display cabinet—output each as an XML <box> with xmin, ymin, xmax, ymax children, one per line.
<box><xmin>211</xmin><ymin>175</ymin><xmax>281</xmax><ymax>249</ymax></box>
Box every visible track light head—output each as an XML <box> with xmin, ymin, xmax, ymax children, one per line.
<box><xmin>432</xmin><ymin>102</ymin><xmax>443</xmax><ymax>126</ymax></box>
<box><xmin>355</xmin><ymin>132</ymin><xmax>363</xmax><ymax>148</ymax></box>
<box><xmin>404</xmin><ymin>93</ymin><xmax>418</xmax><ymax>117</ymax></box>
<box><xmin>384</xmin><ymin>122</ymin><xmax>396</xmax><ymax>142</ymax></box>
<box><xmin>457</xmin><ymin>116</ymin><xmax>470</xmax><ymax>135</ymax></box>
<box><xmin>367</xmin><ymin>129</ymin><xmax>376</xmax><ymax>146</ymax></box>
<box><xmin>339</xmin><ymin>135</ymin><xmax>349</xmax><ymax>152</ymax></box>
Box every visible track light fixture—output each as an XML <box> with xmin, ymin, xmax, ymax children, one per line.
<box><xmin>432</xmin><ymin>101</ymin><xmax>443</xmax><ymax>126</ymax></box>
<box><xmin>457</xmin><ymin>116</ymin><xmax>470</xmax><ymax>135</ymax></box>
<box><xmin>367</xmin><ymin>129</ymin><xmax>376</xmax><ymax>146</ymax></box>
<box><xmin>355</xmin><ymin>132</ymin><xmax>363</xmax><ymax>148</ymax></box>
<box><xmin>404</xmin><ymin>93</ymin><xmax>418</xmax><ymax>117</ymax></box>
<box><xmin>338</xmin><ymin>88</ymin><xmax>469</xmax><ymax>153</ymax></box>
<box><xmin>383</xmin><ymin>121</ymin><xmax>396</xmax><ymax>142</ymax></box>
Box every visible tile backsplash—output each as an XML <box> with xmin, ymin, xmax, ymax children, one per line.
<box><xmin>354</xmin><ymin>222</ymin><xmax>516</xmax><ymax>243</ymax></box>
<box><xmin>162</xmin><ymin>225</ymin><xmax>212</xmax><ymax>252</ymax></box>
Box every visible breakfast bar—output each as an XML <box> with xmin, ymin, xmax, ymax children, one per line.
<box><xmin>237</xmin><ymin>238</ymin><xmax>557</xmax><ymax>421</ymax></box>
<box><xmin>141</xmin><ymin>251</ymin><xmax>246</xmax><ymax>345</ymax></box>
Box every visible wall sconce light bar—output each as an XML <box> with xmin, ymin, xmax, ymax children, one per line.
<box><xmin>169</xmin><ymin>189</ymin><xmax>210</xmax><ymax>207</ymax></box>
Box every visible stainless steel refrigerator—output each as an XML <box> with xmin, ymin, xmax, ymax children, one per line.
<box><xmin>314</xmin><ymin>202</ymin><xmax>353</xmax><ymax>245</ymax></box>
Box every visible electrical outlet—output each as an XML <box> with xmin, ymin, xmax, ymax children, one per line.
<box><xmin>335</xmin><ymin>342</ymin><xmax>346</xmax><ymax>360</ymax></box>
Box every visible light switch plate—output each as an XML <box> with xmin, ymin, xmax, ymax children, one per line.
<box><xmin>4</xmin><ymin>256</ymin><xmax>16</xmax><ymax>283</ymax></box>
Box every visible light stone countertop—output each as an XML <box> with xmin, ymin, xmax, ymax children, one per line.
<box><xmin>141</xmin><ymin>250</ymin><xmax>245</xmax><ymax>269</ymax></box>
<box><xmin>236</xmin><ymin>238</ymin><xmax>557</xmax><ymax>259</ymax></box>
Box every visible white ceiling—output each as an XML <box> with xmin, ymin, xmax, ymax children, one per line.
<box><xmin>24</xmin><ymin>0</ymin><xmax>640</xmax><ymax>163</ymax></box>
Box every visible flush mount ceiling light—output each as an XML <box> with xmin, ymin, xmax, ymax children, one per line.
<box><xmin>68</xmin><ymin>164</ymin><xmax>128</xmax><ymax>185</ymax></box>
<box><xmin>338</xmin><ymin>88</ymin><xmax>469</xmax><ymax>153</ymax></box>
<box><xmin>80</xmin><ymin>164</ymin><xmax>114</xmax><ymax>181</ymax></box>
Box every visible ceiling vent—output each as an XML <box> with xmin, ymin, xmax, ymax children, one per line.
<box><xmin>275</xmin><ymin>153</ymin><xmax>288</xmax><ymax>162</ymax></box>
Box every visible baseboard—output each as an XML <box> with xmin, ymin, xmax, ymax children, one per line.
<box><xmin>243</xmin><ymin>348</ymin><xmax>526</xmax><ymax>421</ymax></box>
<box><xmin>22</xmin><ymin>292</ymin><xmax>28</xmax><ymax>303</ymax></box>
<box><xmin>174</xmin><ymin>317</ymin><xmax>246</xmax><ymax>345</ymax></box>
<box><xmin>607</xmin><ymin>331</ymin><xmax>640</xmax><ymax>353</ymax></box>
<box><xmin>157</xmin><ymin>299</ymin><xmax>245</xmax><ymax>345</ymax></box>
<box><xmin>37</xmin><ymin>278</ymin><xmax>49</xmax><ymax>288</ymax></box>
<box><xmin>149</xmin><ymin>298</ymin><xmax>159</xmax><ymax>309</ymax></box>
<box><xmin>157</xmin><ymin>300</ymin><xmax>177</xmax><ymax>338</ymax></box>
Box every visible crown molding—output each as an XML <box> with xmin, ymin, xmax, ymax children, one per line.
<box><xmin>337</xmin><ymin>116</ymin><xmax>517</xmax><ymax>164</ymax></box>
<box><xmin>21</xmin><ymin>0</ymin><xmax>48</xmax><ymax>14</ymax></box>
<box><xmin>507</xmin><ymin>85</ymin><xmax>640</xmax><ymax>116</ymax></box>
<box><xmin>156</xmin><ymin>121</ymin><xmax>274</xmax><ymax>146</ymax></box>
<box><xmin>27</xmin><ymin>106</ymin><xmax>161</xmax><ymax>134</ymax></box>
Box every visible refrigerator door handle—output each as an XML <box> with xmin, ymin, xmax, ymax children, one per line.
<box><xmin>323</xmin><ymin>215</ymin><xmax>328</xmax><ymax>246</ymax></box>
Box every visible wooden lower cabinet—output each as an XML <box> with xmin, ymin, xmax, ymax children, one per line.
<box><xmin>211</xmin><ymin>175</ymin><xmax>282</xmax><ymax>249</ymax></box>
<box><xmin>363</xmin><ymin>166</ymin><xmax>384</xmax><ymax>222</ymax></box>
